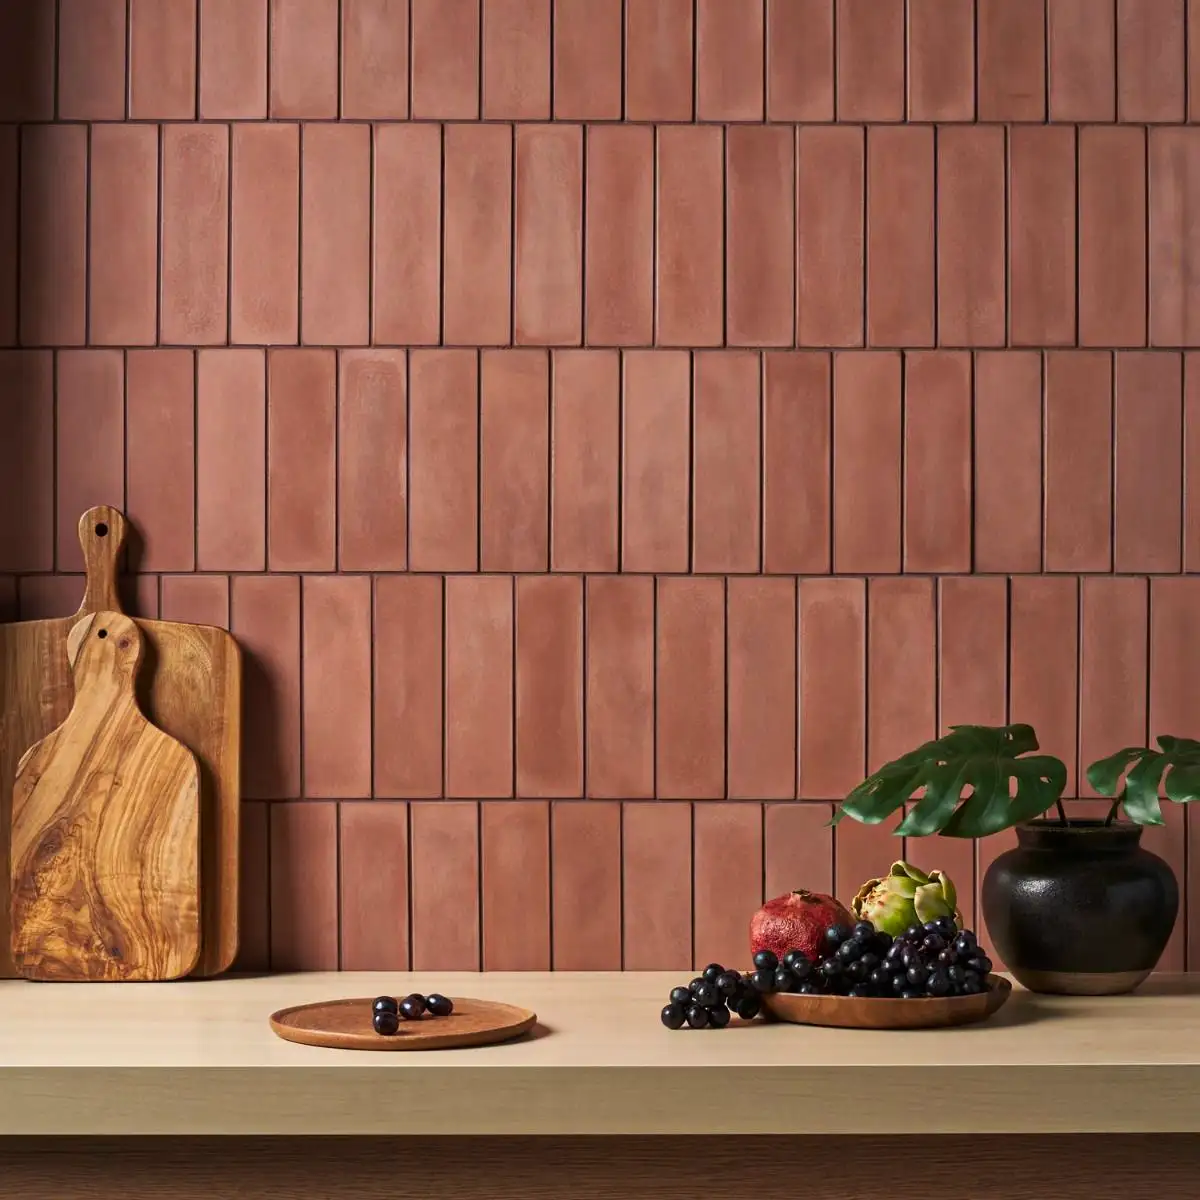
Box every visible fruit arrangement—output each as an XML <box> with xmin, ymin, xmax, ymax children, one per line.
<box><xmin>662</xmin><ymin>866</ymin><xmax>995</xmax><ymax>1030</ymax></box>
<box><xmin>372</xmin><ymin>992</ymin><xmax>454</xmax><ymax>1036</ymax></box>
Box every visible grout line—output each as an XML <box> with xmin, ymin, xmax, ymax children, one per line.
<box><xmin>1073</xmin><ymin>572</ymin><xmax>1083</xmax><ymax>795</ymax></box>
<box><xmin>1109</xmin><ymin>351</ymin><xmax>1116</xmax><ymax>573</ymax></box>
<box><xmin>335</xmin><ymin>798</ymin><xmax>343</xmax><ymax>970</ymax></box>
<box><xmin>1038</xmin><ymin>350</ymin><xmax>1047</xmax><ymax>571</ymax></box>
<box><xmin>191</xmin><ymin>349</ymin><xmax>199</xmax><ymax>572</ymax></box>
<box><xmin>722</xmin><ymin>575</ymin><xmax>730</xmax><ymax>801</ymax></box>
<box><xmin>367</xmin><ymin>123</ymin><xmax>376</xmax><ymax>346</ymax></box>
<box><xmin>578</xmin><ymin>125</ymin><xmax>586</xmax><ymax>348</ymax></box>
<box><xmin>405</xmin><ymin>798</ymin><xmax>414</xmax><ymax>970</ymax></box>
<box><xmin>476</xmin><ymin>798</ymin><xmax>484</xmax><ymax>972</ymax></box>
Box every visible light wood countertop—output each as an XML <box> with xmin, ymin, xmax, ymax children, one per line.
<box><xmin>1</xmin><ymin>972</ymin><xmax>1198</xmax><ymax>1135</ymax></box>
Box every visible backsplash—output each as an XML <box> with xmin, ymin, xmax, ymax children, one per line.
<box><xmin>1</xmin><ymin>0</ymin><xmax>1199</xmax><ymax>973</ymax></box>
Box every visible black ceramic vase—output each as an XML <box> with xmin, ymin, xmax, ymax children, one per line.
<box><xmin>981</xmin><ymin>819</ymin><xmax>1178</xmax><ymax>995</ymax></box>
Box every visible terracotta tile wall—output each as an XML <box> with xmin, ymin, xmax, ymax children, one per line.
<box><xmin>1</xmin><ymin>0</ymin><xmax>1198</xmax><ymax>973</ymax></box>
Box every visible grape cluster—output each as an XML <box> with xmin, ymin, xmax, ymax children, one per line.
<box><xmin>659</xmin><ymin>962</ymin><xmax>768</xmax><ymax>1030</ymax></box>
<box><xmin>372</xmin><ymin>992</ymin><xmax>454</xmax><ymax>1035</ymax></box>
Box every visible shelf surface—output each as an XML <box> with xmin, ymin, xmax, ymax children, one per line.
<box><xmin>0</xmin><ymin>971</ymin><xmax>1198</xmax><ymax>1135</ymax></box>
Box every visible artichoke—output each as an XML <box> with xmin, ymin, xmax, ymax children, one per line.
<box><xmin>852</xmin><ymin>861</ymin><xmax>961</xmax><ymax>937</ymax></box>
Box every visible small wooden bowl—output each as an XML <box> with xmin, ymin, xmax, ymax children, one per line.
<box><xmin>761</xmin><ymin>975</ymin><xmax>1012</xmax><ymax>1030</ymax></box>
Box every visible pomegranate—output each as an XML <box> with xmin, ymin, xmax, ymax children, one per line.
<box><xmin>749</xmin><ymin>889</ymin><xmax>854</xmax><ymax>963</ymax></box>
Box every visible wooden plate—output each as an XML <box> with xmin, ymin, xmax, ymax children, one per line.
<box><xmin>762</xmin><ymin>975</ymin><xmax>1012</xmax><ymax>1030</ymax></box>
<box><xmin>269</xmin><ymin>997</ymin><xmax>538</xmax><ymax>1051</ymax></box>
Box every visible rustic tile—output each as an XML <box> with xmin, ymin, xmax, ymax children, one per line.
<box><xmin>907</xmin><ymin>0</ymin><xmax>974</xmax><ymax>120</ymax></box>
<box><xmin>341</xmin><ymin>0</ymin><xmax>409</xmax><ymax>119</ymax></box>
<box><xmin>270</xmin><ymin>802</ymin><xmax>338</xmax><ymax>970</ymax></box>
<box><xmin>694</xmin><ymin>804</ymin><xmax>762</xmax><ymax>969</ymax></box>
<box><xmin>836</xmin><ymin>0</ymin><xmax>904</xmax><ymax>120</ymax></box>
<box><xmin>978</xmin><ymin>0</ymin><xmax>1046</xmax><ymax>120</ymax></box>
<box><xmin>0</xmin><ymin>351</ymin><xmax>53</xmax><ymax>571</ymax></box>
<box><xmin>200</xmin><ymin>0</ymin><xmax>268</xmax><ymax>117</ymax></box>
<box><xmin>766</xmin><ymin>0</ymin><xmax>833</xmax><ymax>120</ymax></box>
<box><xmin>482</xmin><ymin>801</ymin><xmax>551</xmax><ymax>970</ymax></box>
<box><xmin>696</xmin><ymin>0</ymin><xmax>764</xmax><ymax>121</ymax></box>
<box><xmin>1149</xmin><ymin>128</ymin><xmax>1200</xmax><ymax>347</ymax></box>
<box><xmin>130</xmin><ymin>0</ymin><xmax>197</xmax><ymax>118</ymax></box>
<box><xmin>624</xmin><ymin>0</ymin><xmax>693</xmax><ymax>120</ymax></box>
<box><xmin>1117</xmin><ymin>0</ymin><xmax>1185</xmax><ymax>122</ymax></box>
<box><xmin>58</xmin><ymin>0</ymin><xmax>126</xmax><ymax>119</ymax></box>
<box><xmin>161</xmin><ymin>575</ymin><xmax>229</xmax><ymax>627</ymax></box>
<box><xmin>622</xmin><ymin>802</ymin><xmax>692</xmax><ymax>971</ymax></box>
<box><xmin>339</xmin><ymin>802</ymin><xmax>409</xmax><ymax>971</ymax></box>
<box><xmin>553</xmin><ymin>0</ymin><xmax>621</xmax><ymax>119</ymax></box>
<box><xmin>410</xmin><ymin>802</ymin><xmax>480</xmax><ymax>970</ymax></box>
<box><xmin>1048</xmin><ymin>0</ymin><xmax>1115</xmax><ymax>120</ymax></box>
<box><xmin>939</xmin><ymin>577</ymin><xmax>1008</xmax><ymax>730</ymax></box>
<box><xmin>411</xmin><ymin>0</ymin><xmax>480</xmax><ymax>118</ymax></box>
<box><xmin>551</xmin><ymin>802</ymin><xmax>621</xmax><ymax>970</ymax></box>
<box><xmin>483</xmin><ymin>0</ymin><xmax>550</xmax><ymax>119</ymax></box>
<box><xmin>868</xmin><ymin>578</ymin><xmax>936</xmax><ymax>773</ymax></box>
<box><xmin>269</xmin><ymin>0</ymin><xmax>338</xmax><ymax>117</ymax></box>
<box><xmin>765</xmin><ymin>803</ymin><xmax>834</xmax><ymax>899</ymax></box>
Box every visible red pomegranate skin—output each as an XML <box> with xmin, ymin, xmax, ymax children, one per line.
<box><xmin>749</xmin><ymin>890</ymin><xmax>854</xmax><ymax>962</ymax></box>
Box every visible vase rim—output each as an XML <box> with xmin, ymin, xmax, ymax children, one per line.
<box><xmin>1015</xmin><ymin>818</ymin><xmax>1143</xmax><ymax>851</ymax></box>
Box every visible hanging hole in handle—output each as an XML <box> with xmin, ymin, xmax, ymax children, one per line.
<box><xmin>97</xmin><ymin>630</ymin><xmax>108</xmax><ymax>640</ymax></box>
<box><xmin>95</xmin><ymin>522</ymin><xmax>109</xmax><ymax>538</ymax></box>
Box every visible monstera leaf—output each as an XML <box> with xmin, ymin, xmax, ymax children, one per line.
<box><xmin>1086</xmin><ymin>735</ymin><xmax>1200</xmax><ymax>826</ymax></box>
<box><xmin>831</xmin><ymin>724</ymin><xmax>1068</xmax><ymax>839</ymax></box>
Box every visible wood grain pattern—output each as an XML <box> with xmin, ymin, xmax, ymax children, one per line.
<box><xmin>11</xmin><ymin>611</ymin><xmax>200</xmax><ymax>981</ymax></box>
<box><xmin>762</xmin><ymin>975</ymin><xmax>1011</xmax><ymax>1029</ymax></box>
<box><xmin>270</xmin><ymin>995</ymin><xmax>538</xmax><ymax>1052</ymax></box>
<box><xmin>0</xmin><ymin>1135</ymin><xmax>1195</xmax><ymax>1200</ymax></box>
<box><xmin>0</xmin><ymin>507</ymin><xmax>240</xmax><ymax>978</ymax></box>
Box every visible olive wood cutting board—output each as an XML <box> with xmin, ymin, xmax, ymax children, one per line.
<box><xmin>0</xmin><ymin>507</ymin><xmax>240</xmax><ymax>978</ymax></box>
<box><xmin>11</xmin><ymin>612</ymin><xmax>201</xmax><ymax>981</ymax></box>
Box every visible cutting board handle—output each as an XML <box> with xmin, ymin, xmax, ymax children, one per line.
<box><xmin>74</xmin><ymin>506</ymin><xmax>126</xmax><ymax>617</ymax></box>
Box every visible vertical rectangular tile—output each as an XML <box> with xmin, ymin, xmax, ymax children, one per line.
<box><xmin>1079</xmin><ymin>578</ymin><xmax>1149</xmax><ymax>796</ymax></box>
<box><xmin>161</xmin><ymin>575</ymin><xmax>229</xmax><ymax>627</ymax></box>
<box><xmin>692</xmin><ymin>351</ymin><xmax>761</xmax><ymax>573</ymax></box>
<box><xmin>1114</xmin><ymin>352</ymin><xmax>1183</xmax><ymax>573</ymax></box>
<box><xmin>443</xmin><ymin>124</ymin><xmax>512</xmax><ymax>346</ymax></box>
<box><xmin>267</xmin><ymin>349</ymin><xmax>336</xmax><ymax>572</ymax></box>
<box><xmin>551</xmin><ymin>802</ymin><xmax>621</xmax><ymax>970</ymax></box>
<box><xmin>1079</xmin><ymin>127</ymin><xmax>1147</xmax><ymax>349</ymax></box>
<box><xmin>974</xmin><ymin>351</ymin><xmax>1043</xmax><ymax>573</ymax></box>
<box><xmin>411</xmin><ymin>0</ymin><xmax>480</xmax><ymax>118</ymax></box>
<box><xmin>696</xmin><ymin>0</ymin><xmax>764</xmax><ymax>120</ymax></box>
<box><xmin>835</xmin><ymin>816</ymin><xmax>901</xmax><ymax>906</ymax></box>
<box><xmin>482</xmin><ymin>801</ymin><xmax>551</xmax><ymax>970</ymax></box>
<box><xmin>1188</xmin><ymin>355</ymin><xmax>1200</xmax><ymax>571</ymax></box>
<box><xmin>56</xmin><ymin>352</ymin><xmax>124</xmax><ymax>571</ymax></box>
<box><xmin>586</xmin><ymin>576</ymin><xmax>654</xmax><ymax>799</ymax></box>
<box><xmin>1149</xmin><ymin>128</ymin><xmax>1200</xmax><ymax>348</ymax></box>
<box><xmin>797</xmin><ymin>126</ymin><xmax>864</xmax><ymax>348</ymax></box>
<box><xmin>1048</xmin><ymin>0</ymin><xmax>1115</xmax><ymax>120</ymax></box>
<box><xmin>1044</xmin><ymin>351</ymin><xmax>1113</xmax><ymax>573</ymax></box>
<box><xmin>233</xmin><ymin>801</ymin><xmax>269</xmax><ymax>971</ymax></box>
<box><xmin>551</xmin><ymin>350</ymin><xmax>619</xmax><ymax>572</ymax></box>
<box><xmin>1118</xmin><ymin>0</ymin><xmax>1185</xmax><ymax>121</ymax></box>
<box><xmin>516</xmin><ymin>576</ymin><xmax>583</xmax><ymax>797</ymax></box>
<box><xmin>341</xmin><ymin>0</ymin><xmax>409</xmax><ymax>119</ymax></box>
<box><xmin>553</xmin><ymin>0</ymin><xmax>622</xmax><ymax>119</ymax></box>
<box><xmin>269</xmin><ymin>0</ymin><xmax>339</xmax><ymax>117</ymax></box>
<box><xmin>729</xmin><ymin>578</ymin><xmax>796</xmax><ymax>800</ymax></box>
<box><xmin>231</xmin><ymin>123</ymin><xmax>299</xmax><ymax>345</ymax></box>
<box><xmin>585</xmin><ymin>125</ymin><xmax>653</xmax><ymax>347</ymax></box>
<box><xmin>907</xmin><ymin>0</ymin><xmax>974</xmax><ymax>120</ymax></box>
<box><xmin>269</xmin><ymin>802</ymin><xmax>338</xmax><ymax>970</ymax></box>
<box><xmin>58</xmin><ymin>0</ymin><xmax>127</xmax><ymax>119</ymax></box>
<box><xmin>832</xmin><ymin>351</ymin><xmax>902</xmax><ymax>574</ymax></box>
<box><xmin>978</xmin><ymin>0</ymin><xmax>1046</xmax><ymax>120</ymax></box>
<box><xmin>0</xmin><ymin>2</ymin><xmax>55</xmax><ymax>122</ymax></box>
<box><xmin>694</xmin><ymin>804</ymin><xmax>763</xmax><ymax>969</ymax></box>
<box><xmin>410</xmin><ymin>802</ymin><xmax>480</xmax><ymax>970</ymax></box>
<box><xmin>657</xmin><ymin>577</ymin><xmax>725</xmax><ymax>800</ymax></box>
<box><xmin>124</xmin><ymin>575</ymin><xmax>162</xmax><ymax>621</ymax></box>
<box><xmin>89</xmin><ymin>124</ymin><xmax>158</xmax><ymax>347</ymax></box>
<box><xmin>483</xmin><ymin>0</ymin><xmax>550</xmax><ymax>118</ymax></box>
<box><xmin>656</xmin><ymin>125</ymin><xmax>723</xmax><ymax>348</ymax></box>
<box><xmin>200</xmin><ymin>0</ymin><xmax>268</xmax><ymax>117</ymax></box>
<box><xmin>374</xmin><ymin>123</ymin><xmax>441</xmax><ymax>346</ymax></box>
<box><xmin>20</xmin><ymin>125</ymin><xmax>86</xmax><ymax>347</ymax></box>
<box><xmin>303</xmin><ymin>576</ymin><xmax>372</xmax><ymax>798</ymax></box>
<box><xmin>799</xmin><ymin>579</ymin><xmax>866</xmax><ymax>799</ymax></box>
<box><xmin>0</xmin><ymin>352</ymin><xmax>53</xmax><ymax>571</ymax></box>
<box><xmin>233</xmin><ymin>575</ymin><xmax>301</xmax><ymax>800</ymax></box>
<box><xmin>0</xmin><ymin>126</ymin><xmax>15</xmax><ymax>344</ymax></box>
<box><xmin>624</xmin><ymin>0</ymin><xmax>693</xmax><ymax>120</ymax></box>
<box><xmin>767</xmin><ymin>0</ymin><xmax>833</xmax><ymax>120</ymax></box>
<box><xmin>338</xmin><ymin>349</ymin><xmax>407</xmax><ymax>571</ymax></box>
<box><xmin>904</xmin><ymin>351</ymin><xmax>971</xmax><ymax>573</ymax></box>
<box><xmin>197</xmin><ymin>350</ymin><xmax>266</xmax><ymax>571</ymax></box>
<box><xmin>939</xmin><ymin>577</ymin><xmax>1009</xmax><ymax>731</ymax></box>
<box><xmin>514</xmin><ymin>125</ymin><xmax>582</xmax><ymax>347</ymax></box>
<box><xmin>130</xmin><ymin>0</ymin><xmax>197</xmax><ymax>118</ymax></box>
<box><xmin>19</xmin><ymin>577</ymin><xmax>86</xmax><ymax>621</ymax></box>
<box><xmin>480</xmin><ymin>350</ymin><xmax>550</xmax><ymax>572</ymax></box>
<box><xmin>726</xmin><ymin>126</ymin><xmax>794</xmax><ymax>348</ymax></box>
<box><xmin>1009</xmin><ymin>126</ymin><xmax>1077</xmax><ymax>348</ymax></box>
<box><xmin>868</xmin><ymin>579</ymin><xmax>936</xmax><ymax>772</ymax></box>
<box><xmin>301</xmin><ymin>123</ymin><xmax>370</xmax><ymax>346</ymax></box>
<box><xmin>765</xmin><ymin>803</ymin><xmax>834</xmax><ymax>899</ymax></box>
<box><xmin>763</xmin><ymin>352</ymin><xmax>830</xmax><ymax>574</ymax></box>
<box><xmin>836</xmin><ymin>0</ymin><xmax>904</xmax><ymax>120</ymax></box>
<box><xmin>340</xmin><ymin>802</ymin><xmax>409</xmax><ymax>971</ymax></box>
<box><xmin>623</xmin><ymin>802</ymin><xmax>692</xmax><ymax>970</ymax></box>
<box><xmin>126</xmin><ymin>351</ymin><xmax>196</xmax><ymax>573</ymax></box>
<box><xmin>445</xmin><ymin>576</ymin><xmax>514</xmax><ymax>798</ymax></box>
<box><xmin>1010</xmin><ymin>577</ymin><xmax>1080</xmax><ymax>794</ymax></box>
<box><xmin>937</xmin><ymin>126</ymin><xmax>1006</xmax><ymax>348</ymax></box>
<box><xmin>408</xmin><ymin>349</ymin><xmax>479</xmax><ymax>572</ymax></box>
<box><xmin>374</xmin><ymin>576</ymin><xmax>443</xmax><ymax>799</ymax></box>
<box><xmin>161</xmin><ymin>124</ymin><xmax>229</xmax><ymax>346</ymax></box>
<box><xmin>621</xmin><ymin>350</ymin><xmax>690</xmax><ymax>572</ymax></box>
<box><xmin>867</xmin><ymin>126</ymin><xmax>934</xmax><ymax>347</ymax></box>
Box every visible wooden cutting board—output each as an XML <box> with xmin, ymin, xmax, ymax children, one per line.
<box><xmin>11</xmin><ymin>612</ymin><xmax>201</xmax><ymax>981</ymax></box>
<box><xmin>0</xmin><ymin>506</ymin><xmax>240</xmax><ymax>978</ymax></box>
